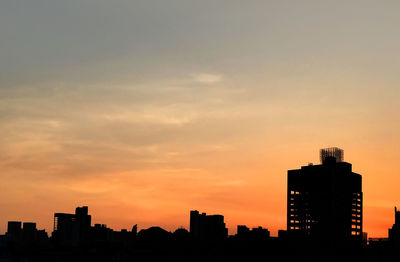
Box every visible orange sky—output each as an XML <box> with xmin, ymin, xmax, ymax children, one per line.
<box><xmin>1</xmin><ymin>1</ymin><xmax>400</xmax><ymax>238</ymax></box>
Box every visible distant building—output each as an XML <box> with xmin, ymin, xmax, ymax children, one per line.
<box><xmin>190</xmin><ymin>210</ymin><xmax>228</xmax><ymax>241</ymax></box>
<box><xmin>388</xmin><ymin>206</ymin><xmax>400</xmax><ymax>248</ymax></box>
<box><xmin>22</xmin><ymin>222</ymin><xmax>37</xmax><ymax>243</ymax></box>
<box><xmin>237</xmin><ymin>225</ymin><xmax>250</xmax><ymax>236</ymax></box>
<box><xmin>7</xmin><ymin>221</ymin><xmax>47</xmax><ymax>244</ymax></box>
<box><xmin>236</xmin><ymin>225</ymin><xmax>270</xmax><ymax>241</ymax></box>
<box><xmin>53</xmin><ymin>206</ymin><xmax>91</xmax><ymax>245</ymax></box>
<box><xmin>91</xmin><ymin>224</ymin><xmax>112</xmax><ymax>242</ymax></box>
<box><xmin>6</xmin><ymin>221</ymin><xmax>22</xmax><ymax>242</ymax></box>
<box><xmin>250</xmin><ymin>227</ymin><xmax>270</xmax><ymax>238</ymax></box>
<box><xmin>278</xmin><ymin>229</ymin><xmax>288</xmax><ymax>239</ymax></box>
<box><xmin>287</xmin><ymin>148</ymin><xmax>363</xmax><ymax>247</ymax></box>
<box><xmin>90</xmin><ymin>223</ymin><xmax>137</xmax><ymax>243</ymax></box>
<box><xmin>74</xmin><ymin>206</ymin><xmax>91</xmax><ymax>240</ymax></box>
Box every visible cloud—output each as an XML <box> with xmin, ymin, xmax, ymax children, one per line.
<box><xmin>191</xmin><ymin>73</ymin><xmax>223</xmax><ymax>84</ymax></box>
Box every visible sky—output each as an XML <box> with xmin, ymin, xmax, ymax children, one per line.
<box><xmin>1</xmin><ymin>0</ymin><xmax>400</xmax><ymax>237</ymax></box>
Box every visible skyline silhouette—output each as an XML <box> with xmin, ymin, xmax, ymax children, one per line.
<box><xmin>1</xmin><ymin>148</ymin><xmax>400</xmax><ymax>260</ymax></box>
<box><xmin>1</xmin><ymin>149</ymin><xmax>398</xmax><ymax>240</ymax></box>
<box><xmin>0</xmin><ymin>148</ymin><xmax>397</xmax><ymax>239</ymax></box>
<box><xmin>2</xmin><ymin>206</ymin><xmax>400</xmax><ymax>261</ymax></box>
<box><xmin>1</xmin><ymin>203</ymin><xmax>399</xmax><ymax>260</ymax></box>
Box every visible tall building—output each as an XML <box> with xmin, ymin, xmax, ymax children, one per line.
<box><xmin>388</xmin><ymin>207</ymin><xmax>400</xmax><ymax>248</ymax></box>
<box><xmin>190</xmin><ymin>210</ymin><xmax>228</xmax><ymax>241</ymax></box>
<box><xmin>53</xmin><ymin>206</ymin><xmax>92</xmax><ymax>245</ymax></box>
<box><xmin>287</xmin><ymin>148</ymin><xmax>362</xmax><ymax>247</ymax></box>
<box><xmin>74</xmin><ymin>206</ymin><xmax>91</xmax><ymax>240</ymax></box>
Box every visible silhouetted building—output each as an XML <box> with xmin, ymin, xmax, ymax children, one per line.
<box><xmin>53</xmin><ymin>213</ymin><xmax>79</xmax><ymax>245</ymax></box>
<box><xmin>236</xmin><ymin>225</ymin><xmax>270</xmax><ymax>242</ymax></box>
<box><xmin>90</xmin><ymin>223</ymin><xmax>136</xmax><ymax>244</ymax></box>
<box><xmin>53</xmin><ymin>206</ymin><xmax>91</xmax><ymax>245</ymax></box>
<box><xmin>388</xmin><ymin>206</ymin><xmax>400</xmax><ymax>249</ymax></box>
<box><xmin>91</xmin><ymin>223</ymin><xmax>113</xmax><ymax>242</ymax></box>
<box><xmin>250</xmin><ymin>227</ymin><xmax>270</xmax><ymax>239</ymax></box>
<box><xmin>278</xmin><ymin>229</ymin><xmax>289</xmax><ymax>239</ymax></box>
<box><xmin>287</xmin><ymin>148</ymin><xmax>363</xmax><ymax>247</ymax></box>
<box><xmin>237</xmin><ymin>225</ymin><xmax>250</xmax><ymax>236</ymax></box>
<box><xmin>6</xmin><ymin>221</ymin><xmax>22</xmax><ymax>242</ymax></box>
<box><xmin>22</xmin><ymin>222</ymin><xmax>37</xmax><ymax>243</ymax></box>
<box><xmin>190</xmin><ymin>210</ymin><xmax>227</xmax><ymax>241</ymax></box>
<box><xmin>6</xmin><ymin>221</ymin><xmax>48</xmax><ymax>245</ymax></box>
<box><xmin>74</xmin><ymin>206</ymin><xmax>91</xmax><ymax>240</ymax></box>
<box><xmin>36</xmin><ymin>229</ymin><xmax>49</xmax><ymax>245</ymax></box>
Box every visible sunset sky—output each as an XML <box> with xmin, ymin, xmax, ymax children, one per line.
<box><xmin>1</xmin><ymin>0</ymin><xmax>400</xmax><ymax>237</ymax></box>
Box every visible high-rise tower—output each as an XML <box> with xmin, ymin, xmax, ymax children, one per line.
<box><xmin>287</xmin><ymin>148</ymin><xmax>362</xmax><ymax>247</ymax></box>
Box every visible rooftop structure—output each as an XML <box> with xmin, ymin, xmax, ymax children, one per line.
<box><xmin>320</xmin><ymin>147</ymin><xmax>344</xmax><ymax>164</ymax></box>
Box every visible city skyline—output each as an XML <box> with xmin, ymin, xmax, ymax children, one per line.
<box><xmin>0</xmin><ymin>144</ymin><xmax>397</xmax><ymax>238</ymax></box>
<box><xmin>0</xmin><ymin>147</ymin><xmax>397</xmax><ymax>240</ymax></box>
<box><xmin>5</xmin><ymin>203</ymin><xmax>399</xmax><ymax>261</ymax></box>
<box><xmin>1</xmin><ymin>1</ymin><xmax>400</xmax><ymax>239</ymax></box>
